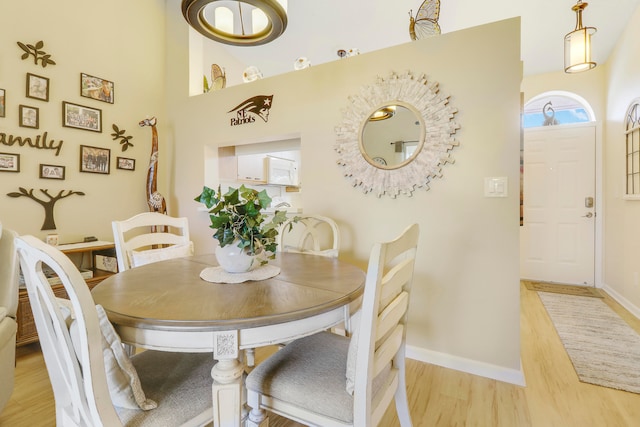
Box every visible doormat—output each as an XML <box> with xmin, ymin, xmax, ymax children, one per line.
<box><xmin>523</xmin><ymin>280</ymin><xmax>603</xmax><ymax>298</ymax></box>
<box><xmin>538</xmin><ymin>292</ymin><xmax>640</xmax><ymax>394</ymax></box>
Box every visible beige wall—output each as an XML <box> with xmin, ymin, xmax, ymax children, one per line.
<box><xmin>601</xmin><ymin>4</ymin><xmax>640</xmax><ymax>315</ymax></box>
<box><xmin>0</xmin><ymin>0</ymin><xmax>168</xmax><ymax>241</ymax></box>
<box><xmin>166</xmin><ymin>4</ymin><xmax>524</xmax><ymax>381</ymax></box>
<box><xmin>0</xmin><ymin>1</ymin><xmax>525</xmax><ymax>382</ymax></box>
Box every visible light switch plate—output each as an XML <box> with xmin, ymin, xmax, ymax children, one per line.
<box><xmin>484</xmin><ymin>177</ymin><xmax>508</xmax><ymax>197</ymax></box>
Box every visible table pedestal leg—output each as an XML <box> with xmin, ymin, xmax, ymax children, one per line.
<box><xmin>212</xmin><ymin>331</ymin><xmax>245</xmax><ymax>427</ymax></box>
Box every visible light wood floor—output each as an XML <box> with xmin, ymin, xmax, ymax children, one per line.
<box><xmin>2</xmin><ymin>282</ymin><xmax>640</xmax><ymax>426</ymax></box>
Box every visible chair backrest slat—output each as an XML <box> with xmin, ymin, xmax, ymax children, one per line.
<box><xmin>112</xmin><ymin>212</ymin><xmax>192</xmax><ymax>271</ymax></box>
<box><xmin>353</xmin><ymin>223</ymin><xmax>419</xmax><ymax>426</ymax></box>
<box><xmin>376</xmin><ymin>292</ymin><xmax>409</xmax><ymax>343</ymax></box>
<box><xmin>379</xmin><ymin>259</ymin><xmax>414</xmax><ymax>310</ymax></box>
<box><xmin>371</xmin><ymin>373</ymin><xmax>399</xmax><ymax>425</ymax></box>
<box><xmin>277</xmin><ymin>214</ymin><xmax>340</xmax><ymax>258</ymax></box>
<box><xmin>373</xmin><ymin>324</ymin><xmax>404</xmax><ymax>377</ymax></box>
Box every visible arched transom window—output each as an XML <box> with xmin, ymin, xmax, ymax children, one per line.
<box><xmin>523</xmin><ymin>92</ymin><xmax>595</xmax><ymax>129</ymax></box>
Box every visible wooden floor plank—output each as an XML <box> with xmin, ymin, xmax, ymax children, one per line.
<box><xmin>2</xmin><ymin>282</ymin><xmax>640</xmax><ymax>426</ymax></box>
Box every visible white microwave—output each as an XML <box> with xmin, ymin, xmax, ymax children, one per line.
<box><xmin>266</xmin><ymin>156</ymin><xmax>298</xmax><ymax>186</ymax></box>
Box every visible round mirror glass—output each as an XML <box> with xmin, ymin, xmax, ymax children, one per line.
<box><xmin>359</xmin><ymin>103</ymin><xmax>424</xmax><ymax>170</ymax></box>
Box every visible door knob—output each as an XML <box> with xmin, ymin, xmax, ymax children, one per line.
<box><xmin>582</xmin><ymin>212</ymin><xmax>593</xmax><ymax>218</ymax></box>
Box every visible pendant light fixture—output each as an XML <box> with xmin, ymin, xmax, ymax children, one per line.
<box><xmin>564</xmin><ymin>0</ymin><xmax>597</xmax><ymax>73</ymax></box>
<box><xmin>182</xmin><ymin>0</ymin><xmax>288</xmax><ymax>46</ymax></box>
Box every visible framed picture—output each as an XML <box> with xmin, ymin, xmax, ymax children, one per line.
<box><xmin>80</xmin><ymin>73</ymin><xmax>114</xmax><ymax>104</ymax></box>
<box><xmin>80</xmin><ymin>145</ymin><xmax>110</xmax><ymax>174</ymax></box>
<box><xmin>63</xmin><ymin>101</ymin><xmax>102</xmax><ymax>132</ymax></box>
<box><xmin>19</xmin><ymin>105</ymin><xmax>39</xmax><ymax>129</ymax></box>
<box><xmin>0</xmin><ymin>89</ymin><xmax>5</xmax><ymax>118</ymax></box>
<box><xmin>0</xmin><ymin>152</ymin><xmax>20</xmax><ymax>172</ymax></box>
<box><xmin>39</xmin><ymin>164</ymin><xmax>66</xmax><ymax>180</ymax></box>
<box><xmin>26</xmin><ymin>73</ymin><xmax>49</xmax><ymax>102</ymax></box>
<box><xmin>116</xmin><ymin>157</ymin><xmax>135</xmax><ymax>171</ymax></box>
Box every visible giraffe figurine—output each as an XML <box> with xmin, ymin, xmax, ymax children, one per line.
<box><xmin>139</xmin><ymin>117</ymin><xmax>167</xmax><ymax>215</ymax></box>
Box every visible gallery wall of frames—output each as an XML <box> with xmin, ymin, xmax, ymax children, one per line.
<box><xmin>0</xmin><ymin>40</ymin><xmax>141</xmax><ymax>231</ymax></box>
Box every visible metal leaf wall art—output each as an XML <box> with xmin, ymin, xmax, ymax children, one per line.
<box><xmin>17</xmin><ymin>40</ymin><xmax>57</xmax><ymax>68</ymax></box>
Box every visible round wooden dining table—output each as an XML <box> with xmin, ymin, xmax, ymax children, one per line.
<box><xmin>91</xmin><ymin>252</ymin><xmax>365</xmax><ymax>427</ymax></box>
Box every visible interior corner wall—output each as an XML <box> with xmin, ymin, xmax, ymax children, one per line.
<box><xmin>0</xmin><ymin>0</ymin><xmax>168</xmax><ymax>242</ymax></box>
<box><xmin>602</xmin><ymin>3</ymin><xmax>640</xmax><ymax>316</ymax></box>
<box><xmin>166</xmin><ymin>9</ymin><xmax>524</xmax><ymax>381</ymax></box>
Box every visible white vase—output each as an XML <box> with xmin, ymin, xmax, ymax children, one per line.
<box><xmin>215</xmin><ymin>241</ymin><xmax>258</xmax><ymax>273</ymax></box>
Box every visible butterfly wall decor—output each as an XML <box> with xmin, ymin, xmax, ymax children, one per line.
<box><xmin>409</xmin><ymin>0</ymin><xmax>441</xmax><ymax>40</ymax></box>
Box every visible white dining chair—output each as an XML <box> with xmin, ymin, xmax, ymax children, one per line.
<box><xmin>112</xmin><ymin>212</ymin><xmax>193</xmax><ymax>271</ymax></box>
<box><xmin>0</xmin><ymin>225</ymin><xmax>19</xmax><ymax>413</ymax></box>
<box><xmin>246</xmin><ymin>223</ymin><xmax>419</xmax><ymax>427</ymax></box>
<box><xmin>277</xmin><ymin>214</ymin><xmax>340</xmax><ymax>258</ymax></box>
<box><xmin>276</xmin><ymin>213</ymin><xmax>356</xmax><ymax>336</ymax></box>
<box><xmin>15</xmin><ymin>235</ymin><xmax>214</xmax><ymax>427</ymax></box>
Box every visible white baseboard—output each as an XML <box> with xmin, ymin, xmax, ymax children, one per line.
<box><xmin>405</xmin><ymin>345</ymin><xmax>526</xmax><ymax>387</ymax></box>
<box><xmin>602</xmin><ymin>283</ymin><xmax>640</xmax><ymax>320</ymax></box>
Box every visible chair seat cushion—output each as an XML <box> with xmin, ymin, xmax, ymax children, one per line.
<box><xmin>116</xmin><ymin>351</ymin><xmax>214</xmax><ymax>426</ymax></box>
<box><xmin>246</xmin><ymin>331</ymin><xmax>354</xmax><ymax>424</ymax></box>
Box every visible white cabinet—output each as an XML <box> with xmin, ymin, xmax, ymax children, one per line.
<box><xmin>237</xmin><ymin>154</ymin><xmax>266</xmax><ymax>183</ymax></box>
<box><xmin>266</xmin><ymin>156</ymin><xmax>298</xmax><ymax>186</ymax></box>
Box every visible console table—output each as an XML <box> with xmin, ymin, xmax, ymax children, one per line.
<box><xmin>16</xmin><ymin>240</ymin><xmax>116</xmax><ymax>346</ymax></box>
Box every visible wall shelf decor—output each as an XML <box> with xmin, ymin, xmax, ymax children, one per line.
<box><xmin>409</xmin><ymin>0</ymin><xmax>441</xmax><ymax>40</ymax></box>
<box><xmin>334</xmin><ymin>70</ymin><xmax>460</xmax><ymax>198</ymax></box>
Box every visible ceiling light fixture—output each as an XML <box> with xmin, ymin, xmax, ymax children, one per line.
<box><xmin>564</xmin><ymin>0</ymin><xmax>597</xmax><ymax>73</ymax></box>
<box><xmin>181</xmin><ymin>0</ymin><xmax>288</xmax><ymax>47</ymax></box>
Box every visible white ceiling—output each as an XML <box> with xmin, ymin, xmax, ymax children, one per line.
<box><xmin>206</xmin><ymin>0</ymin><xmax>640</xmax><ymax>78</ymax></box>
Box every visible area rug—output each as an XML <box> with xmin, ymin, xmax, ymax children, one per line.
<box><xmin>538</xmin><ymin>292</ymin><xmax>640</xmax><ymax>393</ymax></box>
<box><xmin>524</xmin><ymin>280</ymin><xmax>603</xmax><ymax>298</ymax></box>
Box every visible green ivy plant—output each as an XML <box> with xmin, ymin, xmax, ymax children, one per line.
<box><xmin>195</xmin><ymin>185</ymin><xmax>289</xmax><ymax>261</ymax></box>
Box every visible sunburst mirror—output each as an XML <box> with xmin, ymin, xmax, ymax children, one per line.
<box><xmin>334</xmin><ymin>70</ymin><xmax>460</xmax><ymax>198</ymax></box>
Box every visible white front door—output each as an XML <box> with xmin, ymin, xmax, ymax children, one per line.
<box><xmin>520</xmin><ymin>124</ymin><xmax>596</xmax><ymax>285</ymax></box>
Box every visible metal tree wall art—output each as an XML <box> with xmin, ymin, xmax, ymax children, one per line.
<box><xmin>139</xmin><ymin>117</ymin><xmax>167</xmax><ymax>214</ymax></box>
<box><xmin>111</xmin><ymin>124</ymin><xmax>134</xmax><ymax>151</ymax></box>
<box><xmin>17</xmin><ymin>40</ymin><xmax>56</xmax><ymax>68</ymax></box>
<box><xmin>6</xmin><ymin>187</ymin><xmax>85</xmax><ymax>230</ymax></box>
